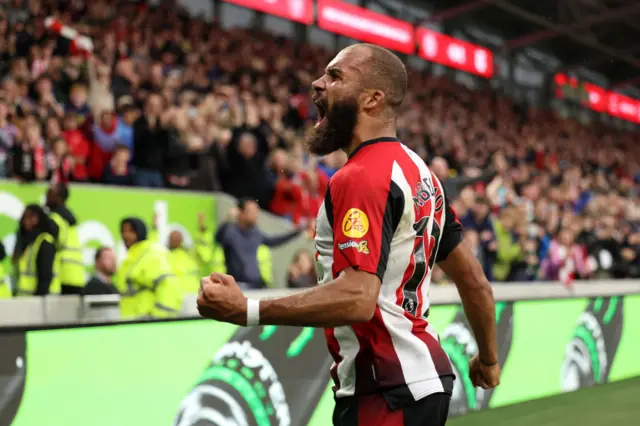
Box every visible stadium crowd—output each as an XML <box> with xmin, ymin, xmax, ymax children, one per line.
<box><xmin>0</xmin><ymin>0</ymin><xmax>639</xmax><ymax>286</ymax></box>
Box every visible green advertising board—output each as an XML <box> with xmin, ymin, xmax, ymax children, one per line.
<box><xmin>1</xmin><ymin>295</ymin><xmax>638</xmax><ymax>426</ymax></box>
<box><xmin>0</xmin><ymin>181</ymin><xmax>215</xmax><ymax>276</ymax></box>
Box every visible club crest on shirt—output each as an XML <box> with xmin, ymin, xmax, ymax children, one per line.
<box><xmin>338</xmin><ymin>240</ymin><xmax>370</xmax><ymax>254</ymax></box>
<box><xmin>341</xmin><ymin>208</ymin><xmax>369</xmax><ymax>238</ymax></box>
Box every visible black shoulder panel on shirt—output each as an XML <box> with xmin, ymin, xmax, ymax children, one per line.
<box><xmin>324</xmin><ymin>184</ymin><xmax>334</xmax><ymax>229</ymax></box>
<box><xmin>376</xmin><ymin>180</ymin><xmax>405</xmax><ymax>280</ymax></box>
<box><xmin>435</xmin><ymin>195</ymin><xmax>464</xmax><ymax>263</ymax></box>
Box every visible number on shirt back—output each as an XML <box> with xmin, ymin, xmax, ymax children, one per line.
<box><xmin>402</xmin><ymin>202</ymin><xmax>443</xmax><ymax>316</ymax></box>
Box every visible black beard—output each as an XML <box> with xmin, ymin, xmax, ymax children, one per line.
<box><xmin>306</xmin><ymin>97</ymin><xmax>358</xmax><ymax>156</ymax></box>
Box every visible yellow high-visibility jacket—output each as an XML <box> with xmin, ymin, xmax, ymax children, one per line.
<box><xmin>16</xmin><ymin>232</ymin><xmax>60</xmax><ymax>296</ymax></box>
<box><xmin>149</xmin><ymin>230</ymin><xmax>201</xmax><ymax>294</ymax></box>
<box><xmin>50</xmin><ymin>210</ymin><xmax>85</xmax><ymax>288</ymax></box>
<box><xmin>114</xmin><ymin>240</ymin><xmax>183</xmax><ymax>319</ymax></box>
<box><xmin>0</xmin><ymin>262</ymin><xmax>11</xmax><ymax>298</ymax></box>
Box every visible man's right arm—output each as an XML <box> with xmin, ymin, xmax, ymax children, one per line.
<box><xmin>438</xmin><ymin>242</ymin><xmax>498</xmax><ymax>365</ymax></box>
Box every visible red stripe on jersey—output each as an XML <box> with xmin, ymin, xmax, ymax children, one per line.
<box><xmin>430</xmin><ymin>171</ymin><xmax>446</xmax><ymax>231</ymax></box>
<box><xmin>325</xmin><ymin>328</ymin><xmax>342</xmax><ymax>391</ymax></box>
<box><xmin>406</xmin><ymin>313</ymin><xmax>453</xmax><ymax>377</ymax></box>
<box><xmin>351</xmin><ymin>307</ymin><xmax>404</xmax><ymax>393</ymax></box>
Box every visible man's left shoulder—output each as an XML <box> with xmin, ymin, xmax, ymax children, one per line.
<box><xmin>333</xmin><ymin>154</ymin><xmax>400</xmax><ymax>191</ymax></box>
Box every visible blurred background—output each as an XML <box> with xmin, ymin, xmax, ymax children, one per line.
<box><xmin>0</xmin><ymin>0</ymin><xmax>638</xmax><ymax>293</ymax></box>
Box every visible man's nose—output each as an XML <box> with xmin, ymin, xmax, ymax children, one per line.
<box><xmin>311</xmin><ymin>77</ymin><xmax>325</xmax><ymax>95</ymax></box>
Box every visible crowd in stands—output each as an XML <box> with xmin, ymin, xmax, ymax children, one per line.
<box><xmin>0</xmin><ymin>0</ymin><xmax>639</xmax><ymax>285</ymax></box>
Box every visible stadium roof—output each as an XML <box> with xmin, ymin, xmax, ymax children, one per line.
<box><xmin>425</xmin><ymin>0</ymin><xmax>640</xmax><ymax>89</ymax></box>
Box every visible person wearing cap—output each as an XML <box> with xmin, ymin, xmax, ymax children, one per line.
<box><xmin>115</xmin><ymin>217</ymin><xmax>183</xmax><ymax>318</ymax></box>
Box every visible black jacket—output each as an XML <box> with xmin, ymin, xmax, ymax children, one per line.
<box><xmin>84</xmin><ymin>275</ymin><xmax>118</xmax><ymax>295</ymax></box>
<box><xmin>50</xmin><ymin>205</ymin><xmax>78</xmax><ymax>226</ymax></box>
<box><xmin>132</xmin><ymin>116</ymin><xmax>168</xmax><ymax>171</ymax></box>
<box><xmin>17</xmin><ymin>206</ymin><xmax>59</xmax><ymax>296</ymax></box>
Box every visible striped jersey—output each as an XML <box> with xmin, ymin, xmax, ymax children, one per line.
<box><xmin>314</xmin><ymin>137</ymin><xmax>463</xmax><ymax>408</ymax></box>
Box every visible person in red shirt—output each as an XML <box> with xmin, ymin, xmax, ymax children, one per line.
<box><xmin>268</xmin><ymin>149</ymin><xmax>305</xmax><ymax>223</ymax></box>
<box><xmin>62</xmin><ymin>113</ymin><xmax>90</xmax><ymax>181</ymax></box>
<box><xmin>300</xmin><ymin>164</ymin><xmax>328</xmax><ymax>222</ymax></box>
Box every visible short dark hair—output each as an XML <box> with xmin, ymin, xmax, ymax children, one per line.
<box><xmin>94</xmin><ymin>246</ymin><xmax>110</xmax><ymax>262</ymax></box>
<box><xmin>358</xmin><ymin>44</ymin><xmax>407</xmax><ymax>115</ymax></box>
<box><xmin>237</xmin><ymin>197</ymin><xmax>257</xmax><ymax>210</ymax></box>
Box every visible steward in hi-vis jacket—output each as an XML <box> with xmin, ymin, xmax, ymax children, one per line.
<box><xmin>115</xmin><ymin>217</ymin><xmax>183</xmax><ymax>319</ymax></box>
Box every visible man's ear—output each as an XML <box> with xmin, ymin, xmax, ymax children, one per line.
<box><xmin>362</xmin><ymin>90</ymin><xmax>385</xmax><ymax>112</ymax></box>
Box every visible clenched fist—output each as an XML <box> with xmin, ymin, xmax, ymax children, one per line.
<box><xmin>468</xmin><ymin>354</ymin><xmax>501</xmax><ymax>390</ymax></box>
<box><xmin>197</xmin><ymin>273</ymin><xmax>248</xmax><ymax>326</ymax></box>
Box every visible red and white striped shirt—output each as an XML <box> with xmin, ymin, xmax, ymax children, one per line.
<box><xmin>314</xmin><ymin>137</ymin><xmax>463</xmax><ymax>407</ymax></box>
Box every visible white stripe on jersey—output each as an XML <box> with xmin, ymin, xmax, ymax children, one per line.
<box><xmin>333</xmin><ymin>326</ymin><xmax>360</xmax><ymax>397</ymax></box>
<box><xmin>399</xmin><ymin>144</ymin><xmax>447</xmax><ymax>315</ymax></box>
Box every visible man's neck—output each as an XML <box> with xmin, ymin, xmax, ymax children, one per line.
<box><xmin>347</xmin><ymin>120</ymin><xmax>396</xmax><ymax>157</ymax></box>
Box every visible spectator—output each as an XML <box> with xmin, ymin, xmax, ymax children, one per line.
<box><xmin>461</xmin><ymin>196</ymin><xmax>496</xmax><ymax>281</ymax></box>
<box><xmin>47</xmin><ymin>137</ymin><xmax>72</xmax><ymax>183</ymax></box>
<box><xmin>287</xmin><ymin>249</ymin><xmax>317</xmax><ymax>288</ymax></box>
<box><xmin>34</xmin><ymin>76</ymin><xmax>63</xmax><ymax>118</ymax></box>
<box><xmin>87</xmin><ymin>58</ymin><xmax>115</xmax><ymax>117</ymax></box>
<box><xmin>223</xmin><ymin>129</ymin><xmax>270</xmax><ymax>205</ymax></box>
<box><xmin>541</xmin><ymin>228</ymin><xmax>593</xmax><ymax>285</ymax></box>
<box><xmin>84</xmin><ymin>246</ymin><xmax>118</xmax><ymax>296</ymax></box>
<box><xmin>0</xmin><ymin>100</ymin><xmax>17</xmax><ymax>177</ymax></box>
<box><xmin>131</xmin><ymin>93</ymin><xmax>167</xmax><ymax>187</ymax></box>
<box><xmin>44</xmin><ymin>115</ymin><xmax>62</xmax><ymax>145</ymax></box>
<box><xmin>215</xmin><ymin>199</ymin><xmax>301</xmax><ymax>289</ymax></box>
<box><xmin>165</xmin><ymin>109</ymin><xmax>194</xmax><ymax>189</ymax></box>
<box><xmin>102</xmin><ymin>144</ymin><xmax>133</xmax><ymax>186</ymax></box>
<box><xmin>10</xmin><ymin>116</ymin><xmax>46</xmax><ymax>181</ymax></box>
<box><xmin>60</xmin><ymin>112</ymin><xmax>90</xmax><ymax>181</ymax></box>
<box><xmin>431</xmin><ymin>155</ymin><xmax>497</xmax><ymax>200</ymax></box>
<box><xmin>492</xmin><ymin>207</ymin><xmax>523</xmax><ymax>282</ymax></box>
<box><xmin>300</xmin><ymin>164</ymin><xmax>328</xmax><ymax>223</ymax></box>
<box><xmin>114</xmin><ymin>96</ymin><xmax>137</xmax><ymax>151</ymax></box>
<box><xmin>65</xmin><ymin>83</ymin><xmax>91</xmax><ymax>125</ymax></box>
<box><xmin>268</xmin><ymin>148</ymin><xmax>304</xmax><ymax>223</ymax></box>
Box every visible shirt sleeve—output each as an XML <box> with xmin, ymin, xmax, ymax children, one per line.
<box><xmin>435</xmin><ymin>194</ymin><xmax>464</xmax><ymax>263</ymax></box>
<box><xmin>329</xmin><ymin>167</ymin><xmax>405</xmax><ymax>281</ymax></box>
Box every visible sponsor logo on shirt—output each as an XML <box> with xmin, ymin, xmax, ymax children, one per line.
<box><xmin>341</xmin><ymin>208</ymin><xmax>369</xmax><ymax>238</ymax></box>
<box><xmin>338</xmin><ymin>240</ymin><xmax>370</xmax><ymax>254</ymax></box>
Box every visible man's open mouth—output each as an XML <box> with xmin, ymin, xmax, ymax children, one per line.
<box><xmin>314</xmin><ymin>101</ymin><xmax>327</xmax><ymax>127</ymax></box>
